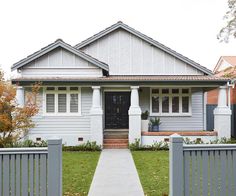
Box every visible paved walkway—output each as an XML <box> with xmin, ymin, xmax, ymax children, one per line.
<box><xmin>88</xmin><ymin>149</ymin><xmax>144</xmax><ymax>196</ymax></box>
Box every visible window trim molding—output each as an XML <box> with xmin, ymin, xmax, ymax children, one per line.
<box><xmin>150</xmin><ymin>87</ymin><xmax>192</xmax><ymax>116</ymax></box>
<box><xmin>43</xmin><ymin>86</ymin><xmax>82</xmax><ymax>116</ymax></box>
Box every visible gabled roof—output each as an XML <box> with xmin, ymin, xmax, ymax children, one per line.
<box><xmin>75</xmin><ymin>21</ymin><xmax>212</xmax><ymax>75</ymax></box>
<box><xmin>11</xmin><ymin>39</ymin><xmax>109</xmax><ymax>71</ymax></box>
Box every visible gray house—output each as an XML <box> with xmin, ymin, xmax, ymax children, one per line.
<box><xmin>11</xmin><ymin>22</ymin><xmax>231</xmax><ymax>148</ymax></box>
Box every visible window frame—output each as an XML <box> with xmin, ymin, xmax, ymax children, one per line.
<box><xmin>43</xmin><ymin>86</ymin><xmax>81</xmax><ymax>116</ymax></box>
<box><xmin>150</xmin><ymin>87</ymin><xmax>192</xmax><ymax>116</ymax></box>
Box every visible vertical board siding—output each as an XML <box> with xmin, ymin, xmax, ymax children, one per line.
<box><xmin>81</xmin><ymin>29</ymin><xmax>204</xmax><ymax>75</ymax></box>
<box><xmin>172</xmin><ymin>140</ymin><xmax>236</xmax><ymax>196</ymax></box>
<box><xmin>0</xmin><ymin>139</ymin><xmax>62</xmax><ymax>196</ymax></box>
<box><xmin>140</xmin><ymin>87</ymin><xmax>204</xmax><ymax>130</ymax></box>
<box><xmin>27</xmin><ymin>87</ymin><xmax>93</xmax><ymax>144</ymax></box>
<box><xmin>21</xmin><ymin>48</ymin><xmax>103</xmax><ymax>78</ymax></box>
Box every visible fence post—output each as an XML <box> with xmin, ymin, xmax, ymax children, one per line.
<box><xmin>48</xmin><ymin>139</ymin><xmax>62</xmax><ymax>196</ymax></box>
<box><xmin>169</xmin><ymin>134</ymin><xmax>183</xmax><ymax>196</ymax></box>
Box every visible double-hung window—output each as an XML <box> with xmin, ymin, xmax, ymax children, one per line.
<box><xmin>150</xmin><ymin>88</ymin><xmax>191</xmax><ymax>116</ymax></box>
<box><xmin>44</xmin><ymin>87</ymin><xmax>81</xmax><ymax>115</ymax></box>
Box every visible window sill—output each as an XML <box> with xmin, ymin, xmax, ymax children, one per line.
<box><xmin>150</xmin><ymin>113</ymin><xmax>192</xmax><ymax>117</ymax></box>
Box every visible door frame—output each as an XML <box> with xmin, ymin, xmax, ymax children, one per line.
<box><xmin>104</xmin><ymin>91</ymin><xmax>131</xmax><ymax>129</ymax></box>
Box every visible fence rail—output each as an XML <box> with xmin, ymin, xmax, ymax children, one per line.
<box><xmin>0</xmin><ymin>139</ymin><xmax>62</xmax><ymax>196</ymax></box>
<box><xmin>169</xmin><ymin>134</ymin><xmax>236</xmax><ymax>196</ymax></box>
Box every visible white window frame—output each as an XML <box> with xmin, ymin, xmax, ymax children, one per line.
<box><xmin>43</xmin><ymin>86</ymin><xmax>82</xmax><ymax>116</ymax></box>
<box><xmin>150</xmin><ymin>87</ymin><xmax>192</xmax><ymax>116</ymax></box>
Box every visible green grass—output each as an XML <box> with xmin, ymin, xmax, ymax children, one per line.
<box><xmin>132</xmin><ymin>151</ymin><xmax>169</xmax><ymax>196</ymax></box>
<box><xmin>63</xmin><ymin>151</ymin><xmax>100</xmax><ymax>196</ymax></box>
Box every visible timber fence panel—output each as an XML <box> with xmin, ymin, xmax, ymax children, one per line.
<box><xmin>0</xmin><ymin>138</ymin><xmax>62</xmax><ymax>196</ymax></box>
<box><xmin>169</xmin><ymin>134</ymin><xmax>236</xmax><ymax>196</ymax></box>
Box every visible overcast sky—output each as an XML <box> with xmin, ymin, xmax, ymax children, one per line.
<box><xmin>0</xmin><ymin>0</ymin><xmax>235</xmax><ymax>78</ymax></box>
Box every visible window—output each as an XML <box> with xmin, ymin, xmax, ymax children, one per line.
<box><xmin>44</xmin><ymin>87</ymin><xmax>81</xmax><ymax>115</ymax></box>
<box><xmin>151</xmin><ymin>88</ymin><xmax>191</xmax><ymax>116</ymax></box>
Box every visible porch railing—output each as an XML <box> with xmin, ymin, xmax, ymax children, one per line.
<box><xmin>169</xmin><ymin>134</ymin><xmax>236</xmax><ymax>196</ymax></box>
<box><xmin>0</xmin><ymin>139</ymin><xmax>62</xmax><ymax>196</ymax></box>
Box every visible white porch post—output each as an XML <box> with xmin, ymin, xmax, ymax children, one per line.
<box><xmin>90</xmin><ymin>86</ymin><xmax>103</xmax><ymax>145</ymax></box>
<box><xmin>16</xmin><ymin>86</ymin><xmax>24</xmax><ymax>107</ymax></box>
<box><xmin>128</xmin><ymin>86</ymin><xmax>141</xmax><ymax>144</ymax></box>
<box><xmin>214</xmin><ymin>85</ymin><xmax>232</xmax><ymax>138</ymax></box>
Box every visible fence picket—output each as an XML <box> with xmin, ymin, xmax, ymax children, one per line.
<box><xmin>22</xmin><ymin>154</ymin><xmax>28</xmax><ymax>196</ymax></box>
<box><xmin>10</xmin><ymin>155</ymin><xmax>15</xmax><ymax>196</ymax></box>
<box><xmin>215</xmin><ymin>150</ymin><xmax>220</xmax><ymax>195</ymax></box>
<box><xmin>196</xmin><ymin>151</ymin><xmax>201</xmax><ymax>196</ymax></box>
<box><xmin>184</xmin><ymin>151</ymin><xmax>190</xmax><ymax>196</ymax></box>
<box><xmin>16</xmin><ymin>155</ymin><xmax>21</xmax><ymax>195</ymax></box>
<box><xmin>35</xmin><ymin>154</ymin><xmax>39</xmax><ymax>196</ymax></box>
<box><xmin>0</xmin><ymin>155</ymin><xmax>2</xmax><ymax>196</ymax></box>
<box><xmin>227</xmin><ymin>150</ymin><xmax>233</xmax><ymax>196</ymax></box>
<box><xmin>40</xmin><ymin>154</ymin><xmax>47</xmax><ymax>196</ymax></box>
<box><xmin>202</xmin><ymin>150</ymin><xmax>208</xmax><ymax>196</ymax></box>
<box><xmin>220</xmin><ymin>150</ymin><xmax>227</xmax><ymax>196</ymax></box>
<box><xmin>29</xmin><ymin>154</ymin><xmax>34</xmax><ymax>196</ymax></box>
<box><xmin>191</xmin><ymin>151</ymin><xmax>196</xmax><ymax>196</ymax></box>
<box><xmin>209</xmin><ymin>151</ymin><xmax>215</xmax><ymax>196</ymax></box>
<box><xmin>3</xmin><ymin>154</ymin><xmax>10</xmax><ymax>196</ymax></box>
<box><xmin>232</xmin><ymin>151</ymin><xmax>236</xmax><ymax>196</ymax></box>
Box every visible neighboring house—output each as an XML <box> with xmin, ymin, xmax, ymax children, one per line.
<box><xmin>11</xmin><ymin>22</ymin><xmax>230</xmax><ymax>147</ymax></box>
<box><xmin>207</xmin><ymin>56</ymin><xmax>236</xmax><ymax>137</ymax></box>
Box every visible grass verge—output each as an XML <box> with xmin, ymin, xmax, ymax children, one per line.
<box><xmin>63</xmin><ymin>151</ymin><xmax>100</xmax><ymax>196</ymax></box>
<box><xmin>132</xmin><ymin>151</ymin><xmax>169</xmax><ymax>196</ymax></box>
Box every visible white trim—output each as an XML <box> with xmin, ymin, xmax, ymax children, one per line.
<box><xmin>150</xmin><ymin>87</ymin><xmax>192</xmax><ymax>116</ymax></box>
<box><xmin>43</xmin><ymin>86</ymin><xmax>82</xmax><ymax>116</ymax></box>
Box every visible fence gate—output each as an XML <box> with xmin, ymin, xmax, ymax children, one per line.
<box><xmin>0</xmin><ymin>139</ymin><xmax>62</xmax><ymax>196</ymax></box>
<box><xmin>169</xmin><ymin>134</ymin><xmax>236</xmax><ymax>196</ymax></box>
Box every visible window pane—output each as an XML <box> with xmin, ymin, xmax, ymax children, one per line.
<box><xmin>152</xmin><ymin>89</ymin><xmax>159</xmax><ymax>94</ymax></box>
<box><xmin>182</xmin><ymin>89</ymin><xmax>189</xmax><ymax>94</ymax></box>
<box><xmin>162</xmin><ymin>89</ymin><xmax>169</xmax><ymax>94</ymax></box>
<box><xmin>58</xmin><ymin>94</ymin><xmax>67</xmax><ymax>113</ymax></box>
<box><xmin>172</xmin><ymin>97</ymin><xmax>179</xmax><ymax>113</ymax></box>
<box><xmin>152</xmin><ymin>96</ymin><xmax>159</xmax><ymax>113</ymax></box>
<box><xmin>70</xmin><ymin>94</ymin><xmax>78</xmax><ymax>113</ymax></box>
<box><xmin>182</xmin><ymin>97</ymin><xmax>189</xmax><ymax>113</ymax></box>
<box><xmin>58</xmin><ymin>87</ymin><xmax>67</xmax><ymax>91</ymax></box>
<box><xmin>162</xmin><ymin>96</ymin><xmax>169</xmax><ymax>113</ymax></box>
<box><xmin>46</xmin><ymin>87</ymin><xmax>55</xmax><ymax>91</ymax></box>
<box><xmin>70</xmin><ymin>87</ymin><xmax>78</xmax><ymax>91</ymax></box>
<box><xmin>46</xmin><ymin>94</ymin><xmax>55</xmax><ymax>113</ymax></box>
<box><xmin>172</xmin><ymin>89</ymin><xmax>179</xmax><ymax>94</ymax></box>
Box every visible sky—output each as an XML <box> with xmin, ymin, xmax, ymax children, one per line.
<box><xmin>0</xmin><ymin>0</ymin><xmax>235</xmax><ymax>78</ymax></box>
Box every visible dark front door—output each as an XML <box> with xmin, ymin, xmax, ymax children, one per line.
<box><xmin>105</xmin><ymin>92</ymin><xmax>130</xmax><ymax>129</ymax></box>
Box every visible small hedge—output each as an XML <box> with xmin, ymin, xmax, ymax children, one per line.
<box><xmin>130</xmin><ymin>137</ymin><xmax>236</xmax><ymax>151</ymax></box>
<box><xmin>4</xmin><ymin>140</ymin><xmax>48</xmax><ymax>148</ymax></box>
<box><xmin>63</xmin><ymin>141</ymin><xmax>101</xmax><ymax>151</ymax></box>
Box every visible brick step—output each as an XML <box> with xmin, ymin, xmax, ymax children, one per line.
<box><xmin>104</xmin><ymin>135</ymin><xmax>128</xmax><ymax>139</ymax></box>
<box><xmin>103</xmin><ymin>143</ymin><xmax>129</xmax><ymax>149</ymax></box>
<box><xmin>103</xmin><ymin>139</ymin><xmax>128</xmax><ymax>144</ymax></box>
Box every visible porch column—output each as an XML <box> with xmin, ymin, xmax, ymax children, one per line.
<box><xmin>90</xmin><ymin>86</ymin><xmax>103</xmax><ymax>145</ymax></box>
<box><xmin>128</xmin><ymin>86</ymin><xmax>141</xmax><ymax>144</ymax></box>
<box><xmin>16</xmin><ymin>86</ymin><xmax>24</xmax><ymax>107</ymax></box>
<box><xmin>214</xmin><ymin>85</ymin><xmax>232</xmax><ymax>138</ymax></box>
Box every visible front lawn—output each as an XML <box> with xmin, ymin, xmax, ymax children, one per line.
<box><xmin>132</xmin><ymin>151</ymin><xmax>169</xmax><ymax>196</ymax></box>
<box><xmin>63</xmin><ymin>151</ymin><xmax>100</xmax><ymax>196</ymax></box>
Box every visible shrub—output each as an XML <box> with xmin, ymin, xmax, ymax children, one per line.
<box><xmin>129</xmin><ymin>139</ymin><xmax>168</xmax><ymax>151</ymax></box>
<box><xmin>63</xmin><ymin>141</ymin><xmax>101</xmax><ymax>151</ymax></box>
<box><xmin>4</xmin><ymin>139</ymin><xmax>47</xmax><ymax>148</ymax></box>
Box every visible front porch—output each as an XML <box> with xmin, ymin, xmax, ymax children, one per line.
<box><xmin>89</xmin><ymin>83</ymin><xmax>231</xmax><ymax>147</ymax></box>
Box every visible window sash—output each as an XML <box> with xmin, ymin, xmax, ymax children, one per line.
<box><xmin>150</xmin><ymin>88</ymin><xmax>191</xmax><ymax>115</ymax></box>
<box><xmin>44</xmin><ymin>87</ymin><xmax>80</xmax><ymax>115</ymax></box>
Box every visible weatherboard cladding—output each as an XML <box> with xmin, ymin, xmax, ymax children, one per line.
<box><xmin>27</xmin><ymin>87</ymin><xmax>92</xmax><ymax>138</ymax></box>
<box><xmin>140</xmin><ymin>87</ymin><xmax>204</xmax><ymax>131</ymax></box>
<box><xmin>75</xmin><ymin>21</ymin><xmax>212</xmax><ymax>75</ymax></box>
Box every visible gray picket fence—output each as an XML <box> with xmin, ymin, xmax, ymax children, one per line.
<box><xmin>170</xmin><ymin>134</ymin><xmax>236</xmax><ymax>196</ymax></box>
<box><xmin>0</xmin><ymin>139</ymin><xmax>62</xmax><ymax>196</ymax></box>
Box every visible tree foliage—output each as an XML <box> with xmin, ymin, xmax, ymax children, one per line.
<box><xmin>0</xmin><ymin>70</ymin><xmax>40</xmax><ymax>147</ymax></box>
<box><xmin>218</xmin><ymin>0</ymin><xmax>236</xmax><ymax>42</ymax></box>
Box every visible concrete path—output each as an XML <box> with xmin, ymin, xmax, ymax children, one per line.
<box><xmin>88</xmin><ymin>149</ymin><xmax>144</xmax><ymax>196</ymax></box>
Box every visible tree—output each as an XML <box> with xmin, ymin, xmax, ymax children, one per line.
<box><xmin>218</xmin><ymin>0</ymin><xmax>236</xmax><ymax>42</ymax></box>
<box><xmin>0</xmin><ymin>70</ymin><xmax>40</xmax><ymax>147</ymax></box>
